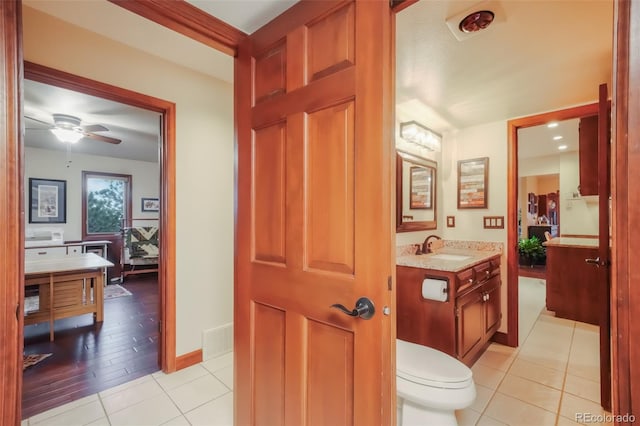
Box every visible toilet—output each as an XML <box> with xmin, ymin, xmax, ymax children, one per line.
<box><xmin>396</xmin><ymin>339</ymin><xmax>476</xmax><ymax>426</ymax></box>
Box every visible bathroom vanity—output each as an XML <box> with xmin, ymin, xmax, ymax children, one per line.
<box><xmin>396</xmin><ymin>248</ymin><xmax>502</xmax><ymax>366</ymax></box>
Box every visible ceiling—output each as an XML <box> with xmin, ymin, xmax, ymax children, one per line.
<box><xmin>22</xmin><ymin>0</ymin><xmax>613</xmax><ymax>162</ymax></box>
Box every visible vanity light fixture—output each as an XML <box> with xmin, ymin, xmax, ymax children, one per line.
<box><xmin>553</xmin><ymin>135</ymin><xmax>563</xmax><ymax>140</ymax></box>
<box><xmin>400</xmin><ymin>121</ymin><xmax>442</xmax><ymax>152</ymax></box>
<box><xmin>558</xmin><ymin>145</ymin><xmax>568</xmax><ymax>150</ymax></box>
<box><xmin>547</xmin><ymin>122</ymin><xmax>559</xmax><ymax>128</ymax></box>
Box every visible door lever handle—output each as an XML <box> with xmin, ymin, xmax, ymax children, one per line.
<box><xmin>331</xmin><ymin>297</ymin><xmax>375</xmax><ymax>320</ymax></box>
<box><xmin>585</xmin><ymin>257</ymin><xmax>607</xmax><ymax>267</ymax></box>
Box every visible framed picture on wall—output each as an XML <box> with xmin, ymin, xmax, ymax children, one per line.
<box><xmin>457</xmin><ymin>157</ymin><xmax>489</xmax><ymax>209</ymax></box>
<box><xmin>141</xmin><ymin>197</ymin><xmax>159</xmax><ymax>212</ymax></box>
<box><xmin>29</xmin><ymin>178</ymin><xmax>67</xmax><ymax>223</ymax></box>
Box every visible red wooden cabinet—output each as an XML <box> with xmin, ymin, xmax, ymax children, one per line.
<box><xmin>397</xmin><ymin>256</ymin><xmax>501</xmax><ymax>366</ymax></box>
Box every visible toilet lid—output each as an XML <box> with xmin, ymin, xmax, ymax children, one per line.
<box><xmin>396</xmin><ymin>340</ymin><xmax>473</xmax><ymax>389</ymax></box>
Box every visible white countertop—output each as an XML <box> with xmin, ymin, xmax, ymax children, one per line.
<box><xmin>25</xmin><ymin>253</ymin><xmax>114</xmax><ymax>275</ymax></box>
<box><xmin>543</xmin><ymin>237</ymin><xmax>599</xmax><ymax>249</ymax></box>
<box><xmin>397</xmin><ymin>248</ymin><xmax>501</xmax><ymax>272</ymax></box>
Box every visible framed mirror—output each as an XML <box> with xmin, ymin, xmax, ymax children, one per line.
<box><xmin>396</xmin><ymin>150</ymin><xmax>437</xmax><ymax>232</ymax></box>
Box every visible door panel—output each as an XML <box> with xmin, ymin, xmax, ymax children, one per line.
<box><xmin>306</xmin><ymin>101</ymin><xmax>355</xmax><ymax>274</ymax></box>
<box><xmin>307</xmin><ymin>320</ymin><xmax>354</xmax><ymax>426</ymax></box>
<box><xmin>236</xmin><ymin>1</ymin><xmax>394</xmax><ymax>425</ymax></box>
<box><xmin>253</xmin><ymin>302</ymin><xmax>286</xmax><ymax>426</ymax></box>
<box><xmin>306</xmin><ymin>3</ymin><xmax>355</xmax><ymax>80</ymax></box>
<box><xmin>253</xmin><ymin>122</ymin><xmax>287</xmax><ymax>264</ymax></box>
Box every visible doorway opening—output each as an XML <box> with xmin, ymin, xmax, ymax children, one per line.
<box><xmin>507</xmin><ymin>102</ymin><xmax>609</xmax><ymax>410</ymax></box>
<box><xmin>21</xmin><ymin>61</ymin><xmax>176</xmax><ymax>418</ymax></box>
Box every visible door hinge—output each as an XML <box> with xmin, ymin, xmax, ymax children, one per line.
<box><xmin>158</xmin><ymin>321</ymin><xmax>162</xmax><ymax>334</ymax></box>
<box><xmin>388</xmin><ymin>275</ymin><xmax>392</xmax><ymax>291</ymax></box>
<box><xmin>455</xmin><ymin>307</ymin><xmax>460</xmax><ymax>317</ymax></box>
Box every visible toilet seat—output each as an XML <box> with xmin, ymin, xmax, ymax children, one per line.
<box><xmin>397</xmin><ymin>339</ymin><xmax>473</xmax><ymax>390</ymax></box>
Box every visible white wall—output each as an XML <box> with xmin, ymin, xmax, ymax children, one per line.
<box><xmin>25</xmin><ymin>147</ymin><xmax>159</xmax><ymax>240</ymax></box>
<box><xmin>441</xmin><ymin>120</ymin><xmax>509</xmax><ymax>333</ymax></box>
<box><xmin>22</xmin><ymin>6</ymin><xmax>235</xmax><ymax>356</ymax></box>
<box><xmin>559</xmin><ymin>152</ymin><xmax>599</xmax><ymax>235</ymax></box>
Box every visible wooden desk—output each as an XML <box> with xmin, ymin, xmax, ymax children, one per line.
<box><xmin>24</xmin><ymin>253</ymin><xmax>114</xmax><ymax>341</ymax></box>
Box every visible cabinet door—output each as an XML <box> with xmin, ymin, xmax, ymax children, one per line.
<box><xmin>579</xmin><ymin>115</ymin><xmax>598</xmax><ymax>196</ymax></box>
<box><xmin>484</xmin><ymin>276</ymin><xmax>501</xmax><ymax>336</ymax></box>
<box><xmin>456</xmin><ymin>287</ymin><xmax>484</xmax><ymax>363</ymax></box>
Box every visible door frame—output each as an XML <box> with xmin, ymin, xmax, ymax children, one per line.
<box><xmin>23</xmin><ymin>61</ymin><xmax>178</xmax><ymax>372</ymax></box>
<box><xmin>506</xmin><ymin>102</ymin><xmax>600</xmax><ymax>348</ymax></box>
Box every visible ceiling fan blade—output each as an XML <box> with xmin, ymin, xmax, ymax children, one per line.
<box><xmin>25</xmin><ymin>115</ymin><xmax>53</xmax><ymax>127</ymax></box>
<box><xmin>82</xmin><ymin>124</ymin><xmax>109</xmax><ymax>133</ymax></box>
<box><xmin>84</xmin><ymin>132</ymin><xmax>122</xmax><ymax>144</ymax></box>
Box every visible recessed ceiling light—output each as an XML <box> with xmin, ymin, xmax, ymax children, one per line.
<box><xmin>547</xmin><ymin>122</ymin><xmax>559</xmax><ymax>128</ymax></box>
<box><xmin>553</xmin><ymin>135</ymin><xmax>563</xmax><ymax>140</ymax></box>
<box><xmin>558</xmin><ymin>145</ymin><xmax>568</xmax><ymax>150</ymax></box>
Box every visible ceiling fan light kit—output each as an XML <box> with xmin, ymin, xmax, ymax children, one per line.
<box><xmin>25</xmin><ymin>113</ymin><xmax>122</xmax><ymax>145</ymax></box>
<box><xmin>51</xmin><ymin>127</ymin><xmax>84</xmax><ymax>144</ymax></box>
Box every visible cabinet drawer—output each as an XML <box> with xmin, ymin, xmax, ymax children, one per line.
<box><xmin>66</xmin><ymin>246</ymin><xmax>83</xmax><ymax>256</ymax></box>
<box><xmin>473</xmin><ymin>262</ymin><xmax>492</xmax><ymax>283</ymax></box>
<box><xmin>25</xmin><ymin>247</ymin><xmax>67</xmax><ymax>259</ymax></box>
<box><xmin>456</xmin><ymin>268</ymin><xmax>474</xmax><ymax>293</ymax></box>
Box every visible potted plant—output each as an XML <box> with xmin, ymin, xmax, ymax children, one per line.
<box><xmin>518</xmin><ymin>236</ymin><xmax>546</xmax><ymax>267</ymax></box>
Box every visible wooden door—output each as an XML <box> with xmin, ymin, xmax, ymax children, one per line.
<box><xmin>235</xmin><ymin>1</ymin><xmax>395</xmax><ymax>425</ymax></box>
<box><xmin>0</xmin><ymin>0</ymin><xmax>24</xmax><ymax>423</ymax></box>
<box><xmin>596</xmin><ymin>83</ymin><xmax>612</xmax><ymax>411</ymax></box>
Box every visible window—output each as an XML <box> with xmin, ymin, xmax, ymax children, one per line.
<box><xmin>82</xmin><ymin>172</ymin><xmax>132</xmax><ymax>236</ymax></box>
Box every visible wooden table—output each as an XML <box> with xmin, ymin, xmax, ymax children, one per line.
<box><xmin>24</xmin><ymin>253</ymin><xmax>114</xmax><ymax>341</ymax></box>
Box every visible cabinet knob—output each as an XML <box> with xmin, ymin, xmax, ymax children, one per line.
<box><xmin>468</xmin><ymin>278</ymin><xmax>474</xmax><ymax>284</ymax></box>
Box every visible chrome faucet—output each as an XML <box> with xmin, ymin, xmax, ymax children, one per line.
<box><xmin>422</xmin><ymin>235</ymin><xmax>442</xmax><ymax>254</ymax></box>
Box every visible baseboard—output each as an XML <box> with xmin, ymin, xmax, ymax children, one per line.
<box><xmin>175</xmin><ymin>349</ymin><xmax>203</xmax><ymax>371</ymax></box>
<box><xmin>492</xmin><ymin>331</ymin><xmax>510</xmax><ymax>346</ymax></box>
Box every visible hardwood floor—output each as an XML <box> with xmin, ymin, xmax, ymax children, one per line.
<box><xmin>22</xmin><ymin>274</ymin><xmax>160</xmax><ymax>419</ymax></box>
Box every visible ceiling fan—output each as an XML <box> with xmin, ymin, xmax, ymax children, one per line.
<box><xmin>25</xmin><ymin>113</ymin><xmax>122</xmax><ymax>144</ymax></box>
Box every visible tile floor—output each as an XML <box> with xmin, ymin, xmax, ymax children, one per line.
<box><xmin>22</xmin><ymin>353</ymin><xmax>234</xmax><ymax>426</ymax></box>
<box><xmin>23</xmin><ymin>277</ymin><xmax>606</xmax><ymax>426</ymax></box>
<box><xmin>455</xmin><ymin>277</ymin><xmax>608</xmax><ymax>426</ymax></box>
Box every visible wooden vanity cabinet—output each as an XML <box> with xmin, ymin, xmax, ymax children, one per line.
<box><xmin>396</xmin><ymin>255</ymin><xmax>501</xmax><ymax>366</ymax></box>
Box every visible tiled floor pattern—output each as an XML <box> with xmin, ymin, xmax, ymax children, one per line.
<box><xmin>23</xmin><ymin>277</ymin><xmax>606</xmax><ymax>426</ymax></box>
<box><xmin>455</xmin><ymin>277</ymin><xmax>608</xmax><ymax>426</ymax></box>
<box><xmin>22</xmin><ymin>353</ymin><xmax>234</xmax><ymax>426</ymax></box>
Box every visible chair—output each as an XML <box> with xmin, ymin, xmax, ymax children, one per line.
<box><xmin>121</xmin><ymin>226</ymin><xmax>159</xmax><ymax>280</ymax></box>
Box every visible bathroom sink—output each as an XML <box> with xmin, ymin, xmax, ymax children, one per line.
<box><xmin>429</xmin><ymin>254</ymin><xmax>472</xmax><ymax>261</ymax></box>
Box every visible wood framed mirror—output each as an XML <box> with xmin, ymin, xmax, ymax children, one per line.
<box><xmin>396</xmin><ymin>150</ymin><xmax>437</xmax><ymax>232</ymax></box>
